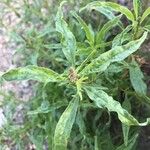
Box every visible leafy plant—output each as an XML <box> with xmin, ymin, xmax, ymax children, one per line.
<box><xmin>81</xmin><ymin>0</ymin><xmax>150</xmax><ymax>38</ymax></box>
<box><xmin>1</xmin><ymin>0</ymin><xmax>150</xmax><ymax>149</ymax></box>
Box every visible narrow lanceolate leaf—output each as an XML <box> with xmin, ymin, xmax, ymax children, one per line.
<box><xmin>76</xmin><ymin>110</ymin><xmax>86</xmax><ymax>136</ymax></box>
<box><xmin>96</xmin><ymin>16</ymin><xmax>121</xmax><ymax>44</ymax></box>
<box><xmin>133</xmin><ymin>0</ymin><xmax>141</xmax><ymax>19</ymax></box>
<box><xmin>112</xmin><ymin>25</ymin><xmax>132</xmax><ymax>47</ymax></box>
<box><xmin>84</xmin><ymin>86</ymin><xmax>150</xmax><ymax>126</ymax></box>
<box><xmin>140</xmin><ymin>7</ymin><xmax>150</xmax><ymax>24</ymax></box>
<box><xmin>54</xmin><ymin>97</ymin><xmax>79</xmax><ymax>150</ymax></box>
<box><xmin>122</xmin><ymin>99</ymin><xmax>131</xmax><ymax>146</ymax></box>
<box><xmin>56</xmin><ymin>1</ymin><xmax>76</xmax><ymax>66</ymax></box>
<box><xmin>90</xmin><ymin>6</ymin><xmax>116</xmax><ymax>20</ymax></box>
<box><xmin>129</xmin><ymin>59</ymin><xmax>147</xmax><ymax>95</ymax></box>
<box><xmin>72</xmin><ymin>11</ymin><xmax>94</xmax><ymax>47</ymax></box>
<box><xmin>81</xmin><ymin>1</ymin><xmax>135</xmax><ymax>22</ymax></box>
<box><xmin>2</xmin><ymin>66</ymin><xmax>61</xmax><ymax>83</ymax></box>
<box><xmin>80</xmin><ymin>32</ymin><xmax>147</xmax><ymax>75</ymax></box>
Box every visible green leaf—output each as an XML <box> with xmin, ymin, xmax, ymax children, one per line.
<box><xmin>129</xmin><ymin>60</ymin><xmax>150</xmax><ymax>105</ymax></box>
<box><xmin>97</xmin><ymin>130</ymin><xmax>115</xmax><ymax>150</ymax></box>
<box><xmin>54</xmin><ymin>97</ymin><xmax>79</xmax><ymax>150</ymax></box>
<box><xmin>133</xmin><ymin>0</ymin><xmax>141</xmax><ymax>19</ymax></box>
<box><xmin>29</xmin><ymin>133</ymin><xmax>44</xmax><ymax>150</ymax></box>
<box><xmin>84</xmin><ymin>86</ymin><xmax>138</xmax><ymax>125</ymax></box>
<box><xmin>72</xmin><ymin>11</ymin><xmax>94</xmax><ymax>47</ymax></box>
<box><xmin>129</xmin><ymin>59</ymin><xmax>147</xmax><ymax>95</ymax></box>
<box><xmin>84</xmin><ymin>86</ymin><xmax>150</xmax><ymax>126</ymax></box>
<box><xmin>112</xmin><ymin>25</ymin><xmax>132</xmax><ymax>47</ymax></box>
<box><xmin>140</xmin><ymin>7</ymin><xmax>150</xmax><ymax>24</ymax></box>
<box><xmin>122</xmin><ymin>98</ymin><xmax>131</xmax><ymax>146</ymax></box>
<box><xmin>81</xmin><ymin>1</ymin><xmax>135</xmax><ymax>22</ymax></box>
<box><xmin>80</xmin><ymin>32</ymin><xmax>147</xmax><ymax>75</ymax></box>
<box><xmin>96</xmin><ymin>16</ymin><xmax>121</xmax><ymax>44</ymax></box>
<box><xmin>144</xmin><ymin>25</ymin><xmax>150</xmax><ymax>32</ymax></box>
<box><xmin>139</xmin><ymin>95</ymin><xmax>150</xmax><ymax>106</ymax></box>
<box><xmin>2</xmin><ymin>66</ymin><xmax>61</xmax><ymax>83</ymax></box>
<box><xmin>56</xmin><ymin>1</ymin><xmax>76</xmax><ymax>66</ymax></box>
<box><xmin>116</xmin><ymin>134</ymin><xmax>138</xmax><ymax>150</ymax></box>
<box><xmin>76</xmin><ymin>109</ymin><xmax>86</xmax><ymax>136</ymax></box>
<box><xmin>90</xmin><ymin>6</ymin><xmax>116</xmax><ymax>20</ymax></box>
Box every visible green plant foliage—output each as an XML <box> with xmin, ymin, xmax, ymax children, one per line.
<box><xmin>1</xmin><ymin>0</ymin><xmax>150</xmax><ymax>149</ymax></box>
<box><xmin>56</xmin><ymin>1</ymin><xmax>77</xmax><ymax>66</ymax></box>
<box><xmin>116</xmin><ymin>134</ymin><xmax>138</xmax><ymax>150</ymax></box>
<box><xmin>129</xmin><ymin>59</ymin><xmax>147</xmax><ymax>95</ymax></box>
<box><xmin>81</xmin><ymin>0</ymin><xmax>150</xmax><ymax>38</ymax></box>
<box><xmin>84</xmin><ymin>86</ymin><xmax>150</xmax><ymax>126</ymax></box>
<box><xmin>122</xmin><ymin>98</ymin><xmax>131</xmax><ymax>146</ymax></box>
<box><xmin>2</xmin><ymin>66</ymin><xmax>62</xmax><ymax>83</ymax></box>
<box><xmin>95</xmin><ymin>15</ymin><xmax>121</xmax><ymax>44</ymax></box>
<box><xmin>87</xmin><ymin>5</ymin><xmax>116</xmax><ymax>20</ymax></box>
<box><xmin>72</xmin><ymin>11</ymin><xmax>94</xmax><ymax>47</ymax></box>
<box><xmin>112</xmin><ymin>25</ymin><xmax>132</xmax><ymax>47</ymax></box>
<box><xmin>133</xmin><ymin>0</ymin><xmax>142</xmax><ymax>20</ymax></box>
<box><xmin>81</xmin><ymin>1</ymin><xmax>135</xmax><ymax>22</ymax></box>
<box><xmin>141</xmin><ymin>7</ymin><xmax>150</xmax><ymax>24</ymax></box>
<box><xmin>80</xmin><ymin>32</ymin><xmax>147</xmax><ymax>75</ymax></box>
<box><xmin>54</xmin><ymin>97</ymin><xmax>79</xmax><ymax>149</ymax></box>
